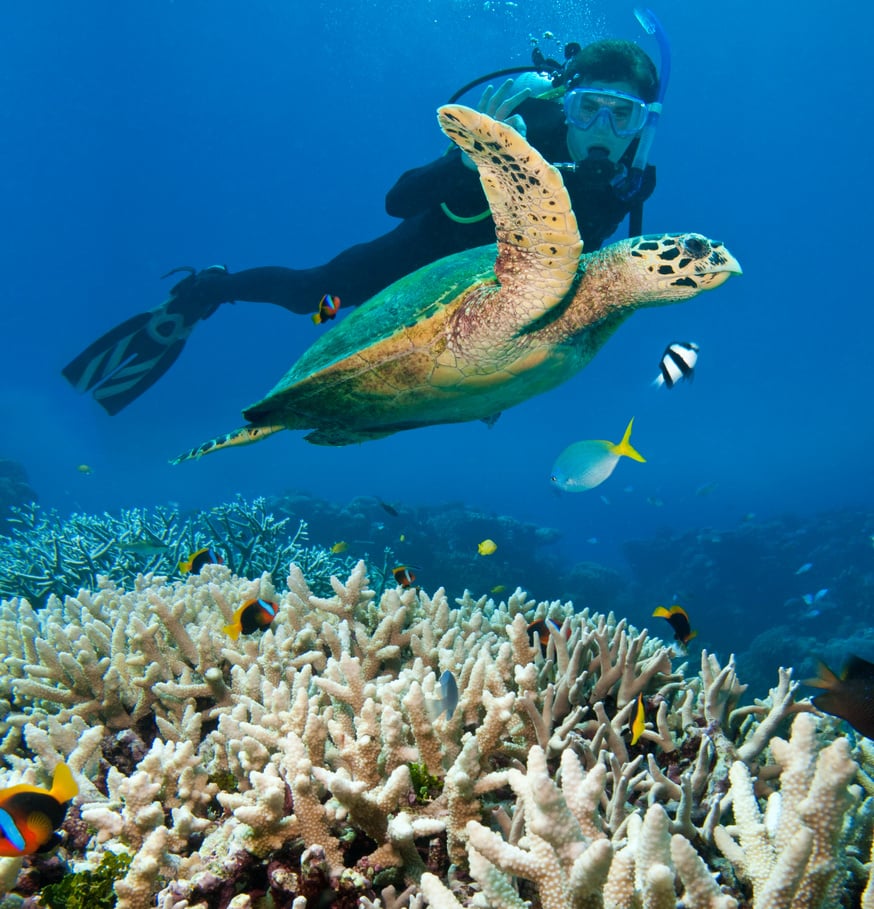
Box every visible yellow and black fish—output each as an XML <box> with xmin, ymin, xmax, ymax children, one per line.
<box><xmin>804</xmin><ymin>655</ymin><xmax>874</xmax><ymax>738</ymax></box>
<box><xmin>0</xmin><ymin>763</ymin><xmax>78</xmax><ymax>856</ymax></box>
<box><xmin>630</xmin><ymin>693</ymin><xmax>646</xmax><ymax>745</ymax></box>
<box><xmin>223</xmin><ymin>598</ymin><xmax>278</xmax><ymax>641</ymax></box>
<box><xmin>179</xmin><ymin>546</ymin><xmax>223</xmax><ymax>575</ymax></box>
<box><xmin>652</xmin><ymin>604</ymin><xmax>697</xmax><ymax>645</ymax></box>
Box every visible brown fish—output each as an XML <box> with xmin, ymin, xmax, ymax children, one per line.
<box><xmin>804</xmin><ymin>654</ymin><xmax>874</xmax><ymax>738</ymax></box>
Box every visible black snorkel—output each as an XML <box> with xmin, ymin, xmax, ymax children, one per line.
<box><xmin>615</xmin><ymin>7</ymin><xmax>672</xmax><ymax>200</ymax></box>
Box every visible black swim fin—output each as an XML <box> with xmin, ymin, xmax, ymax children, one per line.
<box><xmin>62</xmin><ymin>304</ymin><xmax>192</xmax><ymax>415</ymax></box>
<box><xmin>62</xmin><ymin>266</ymin><xmax>228</xmax><ymax>415</ymax></box>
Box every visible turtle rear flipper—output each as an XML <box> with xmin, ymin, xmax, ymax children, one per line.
<box><xmin>170</xmin><ymin>423</ymin><xmax>284</xmax><ymax>464</ymax></box>
<box><xmin>437</xmin><ymin>105</ymin><xmax>582</xmax><ymax>346</ymax></box>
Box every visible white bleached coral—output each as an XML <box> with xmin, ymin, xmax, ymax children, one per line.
<box><xmin>0</xmin><ymin>559</ymin><xmax>868</xmax><ymax>907</ymax></box>
<box><xmin>714</xmin><ymin>711</ymin><xmax>861</xmax><ymax>907</ymax></box>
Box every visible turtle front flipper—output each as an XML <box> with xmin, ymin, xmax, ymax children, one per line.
<box><xmin>437</xmin><ymin>105</ymin><xmax>582</xmax><ymax>333</ymax></box>
<box><xmin>170</xmin><ymin>423</ymin><xmax>284</xmax><ymax>464</ymax></box>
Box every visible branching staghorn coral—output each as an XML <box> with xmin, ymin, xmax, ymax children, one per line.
<box><xmin>0</xmin><ymin>554</ymin><xmax>870</xmax><ymax>908</ymax></box>
<box><xmin>0</xmin><ymin>496</ymin><xmax>353</xmax><ymax>604</ymax></box>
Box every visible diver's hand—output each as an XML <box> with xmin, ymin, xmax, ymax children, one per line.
<box><xmin>462</xmin><ymin>78</ymin><xmax>531</xmax><ymax>171</ymax></box>
<box><xmin>478</xmin><ymin>78</ymin><xmax>531</xmax><ymax>127</ymax></box>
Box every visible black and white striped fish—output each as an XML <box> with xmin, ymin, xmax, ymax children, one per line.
<box><xmin>654</xmin><ymin>341</ymin><xmax>699</xmax><ymax>388</ymax></box>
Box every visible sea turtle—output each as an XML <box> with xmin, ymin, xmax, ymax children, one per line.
<box><xmin>172</xmin><ymin>105</ymin><xmax>741</xmax><ymax>462</ymax></box>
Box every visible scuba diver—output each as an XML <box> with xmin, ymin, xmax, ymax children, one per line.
<box><xmin>64</xmin><ymin>11</ymin><xmax>670</xmax><ymax>415</ymax></box>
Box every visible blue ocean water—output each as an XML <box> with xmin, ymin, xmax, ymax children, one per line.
<box><xmin>2</xmin><ymin>0</ymin><xmax>872</xmax><ymax>579</ymax></box>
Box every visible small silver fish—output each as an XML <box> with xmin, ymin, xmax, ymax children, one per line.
<box><xmin>119</xmin><ymin>539</ymin><xmax>169</xmax><ymax>555</ymax></box>
<box><xmin>428</xmin><ymin>669</ymin><xmax>459</xmax><ymax>721</ymax></box>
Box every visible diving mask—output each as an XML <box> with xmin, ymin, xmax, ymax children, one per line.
<box><xmin>563</xmin><ymin>87</ymin><xmax>648</xmax><ymax>138</ymax></box>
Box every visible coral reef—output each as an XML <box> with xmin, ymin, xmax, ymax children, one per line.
<box><xmin>0</xmin><ymin>544</ymin><xmax>871</xmax><ymax>909</ymax></box>
<box><xmin>0</xmin><ymin>497</ymin><xmax>354</xmax><ymax>606</ymax></box>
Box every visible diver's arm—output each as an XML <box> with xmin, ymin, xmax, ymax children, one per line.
<box><xmin>385</xmin><ymin>149</ymin><xmax>483</xmax><ymax>219</ymax></box>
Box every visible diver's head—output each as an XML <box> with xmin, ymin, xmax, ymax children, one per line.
<box><xmin>559</xmin><ymin>39</ymin><xmax>658</xmax><ymax>164</ymax></box>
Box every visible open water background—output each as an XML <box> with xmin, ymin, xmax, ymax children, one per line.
<box><xmin>2</xmin><ymin>0</ymin><xmax>872</xmax><ymax>577</ymax></box>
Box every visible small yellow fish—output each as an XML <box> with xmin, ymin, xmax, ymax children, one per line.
<box><xmin>330</xmin><ymin>541</ymin><xmax>348</xmax><ymax>554</ymax></box>
<box><xmin>76</xmin><ymin>464</ymin><xmax>93</xmax><ymax>475</ymax></box>
<box><xmin>478</xmin><ymin>539</ymin><xmax>497</xmax><ymax>556</ymax></box>
<box><xmin>491</xmin><ymin>584</ymin><xmax>507</xmax><ymax>594</ymax></box>
<box><xmin>399</xmin><ymin>533</ymin><xmax>406</xmax><ymax>542</ymax></box>
<box><xmin>630</xmin><ymin>693</ymin><xmax>646</xmax><ymax>745</ymax></box>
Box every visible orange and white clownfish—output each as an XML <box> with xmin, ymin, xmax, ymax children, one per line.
<box><xmin>223</xmin><ymin>598</ymin><xmax>278</xmax><ymax>640</ymax></box>
<box><xmin>312</xmin><ymin>294</ymin><xmax>341</xmax><ymax>325</ymax></box>
<box><xmin>0</xmin><ymin>763</ymin><xmax>78</xmax><ymax>857</ymax></box>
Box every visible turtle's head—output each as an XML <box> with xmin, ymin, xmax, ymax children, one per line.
<box><xmin>622</xmin><ymin>233</ymin><xmax>742</xmax><ymax>304</ymax></box>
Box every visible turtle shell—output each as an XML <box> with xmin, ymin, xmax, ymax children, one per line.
<box><xmin>243</xmin><ymin>245</ymin><xmax>500</xmax><ymax>443</ymax></box>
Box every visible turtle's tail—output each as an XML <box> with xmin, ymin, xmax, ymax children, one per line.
<box><xmin>170</xmin><ymin>424</ymin><xmax>284</xmax><ymax>464</ymax></box>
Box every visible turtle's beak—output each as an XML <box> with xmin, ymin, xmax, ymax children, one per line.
<box><xmin>697</xmin><ymin>268</ymin><xmax>740</xmax><ymax>290</ymax></box>
<box><xmin>696</xmin><ymin>247</ymin><xmax>742</xmax><ymax>290</ymax></box>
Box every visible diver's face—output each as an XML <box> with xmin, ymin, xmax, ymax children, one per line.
<box><xmin>565</xmin><ymin>79</ymin><xmax>642</xmax><ymax>164</ymax></box>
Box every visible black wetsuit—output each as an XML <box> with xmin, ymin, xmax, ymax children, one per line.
<box><xmin>181</xmin><ymin>97</ymin><xmax>655</xmax><ymax>314</ymax></box>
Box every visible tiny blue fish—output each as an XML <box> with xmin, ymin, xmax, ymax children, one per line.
<box><xmin>801</xmin><ymin>589</ymin><xmax>829</xmax><ymax>607</ymax></box>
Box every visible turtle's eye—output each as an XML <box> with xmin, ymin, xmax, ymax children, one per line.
<box><xmin>682</xmin><ymin>236</ymin><xmax>709</xmax><ymax>259</ymax></box>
